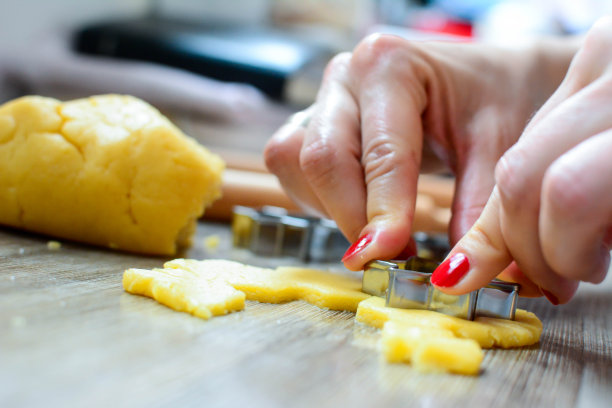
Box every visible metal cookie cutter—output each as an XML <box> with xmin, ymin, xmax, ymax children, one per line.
<box><xmin>413</xmin><ymin>231</ymin><xmax>451</xmax><ymax>262</ymax></box>
<box><xmin>231</xmin><ymin>205</ymin><xmax>350</xmax><ymax>262</ymax></box>
<box><xmin>363</xmin><ymin>257</ymin><xmax>519</xmax><ymax>320</ymax></box>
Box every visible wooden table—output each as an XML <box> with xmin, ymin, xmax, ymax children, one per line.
<box><xmin>1</xmin><ymin>222</ymin><xmax>611</xmax><ymax>408</ymax></box>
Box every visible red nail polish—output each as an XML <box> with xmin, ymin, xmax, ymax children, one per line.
<box><xmin>541</xmin><ymin>289</ymin><xmax>559</xmax><ymax>306</ymax></box>
<box><xmin>342</xmin><ymin>233</ymin><xmax>373</xmax><ymax>262</ymax></box>
<box><xmin>431</xmin><ymin>253</ymin><xmax>470</xmax><ymax>287</ymax></box>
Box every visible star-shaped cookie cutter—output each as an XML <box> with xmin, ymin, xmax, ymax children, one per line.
<box><xmin>363</xmin><ymin>257</ymin><xmax>519</xmax><ymax>320</ymax></box>
<box><xmin>231</xmin><ymin>205</ymin><xmax>349</xmax><ymax>262</ymax></box>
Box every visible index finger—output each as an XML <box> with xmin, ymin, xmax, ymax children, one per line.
<box><xmin>341</xmin><ymin>35</ymin><xmax>429</xmax><ymax>270</ymax></box>
<box><xmin>299</xmin><ymin>53</ymin><xmax>367</xmax><ymax>242</ymax></box>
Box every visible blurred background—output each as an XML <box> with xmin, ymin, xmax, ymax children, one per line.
<box><xmin>1</xmin><ymin>0</ymin><xmax>609</xmax><ymax>207</ymax></box>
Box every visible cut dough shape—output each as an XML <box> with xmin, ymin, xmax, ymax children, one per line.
<box><xmin>123</xmin><ymin>259</ymin><xmax>370</xmax><ymax>320</ymax></box>
<box><xmin>357</xmin><ymin>297</ymin><xmax>542</xmax><ymax>349</ymax></box>
<box><xmin>0</xmin><ymin>95</ymin><xmax>224</xmax><ymax>255</ymax></box>
<box><xmin>381</xmin><ymin>321</ymin><xmax>483</xmax><ymax>375</ymax></box>
<box><xmin>123</xmin><ymin>259</ymin><xmax>542</xmax><ymax>375</ymax></box>
<box><xmin>360</xmin><ymin>296</ymin><xmax>542</xmax><ymax>375</ymax></box>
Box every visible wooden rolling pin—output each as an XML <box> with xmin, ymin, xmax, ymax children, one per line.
<box><xmin>204</xmin><ymin>168</ymin><xmax>454</xmax><ymax>233</ymax></box>
<box><xmin>205</xmin><ymin>169</ymin><xmax>300</xmax><ymax>219</ymax></box>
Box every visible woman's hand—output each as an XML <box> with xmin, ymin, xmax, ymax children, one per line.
<box><xmin>266</xmin><ymin>32</ymin><xmax>573</xmax><ymax>283</ymax></box>
<box><xmin>431</xmin><ymin>17</ymin><xmax>612</xmax><ymax>304</ymax></box>
<box><xmin>264</xmin><ymin>32</ymin><xmax>575</xmax><ymax>280</ymax></box>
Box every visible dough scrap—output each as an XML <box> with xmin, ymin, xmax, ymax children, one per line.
<box><xmin>0</xmin><ymin>95</ymin><xmax>224</xmax><ymax>255</ymax></box>
<box><xmin>357</xmin><ymin>297</ymin><xmax>542</xmax><ymax>349</ymax></box>
<box><xmin>381</xmin><ymin>321</ymin><xmax>483</xmax><ymax>375</ymax></box>
<box><xmin>123</xmin><ymin>259</ymin><xmax>370</xmax><ymax>319</ymax></box>
<box><xmin>123</xmin><ymin>259</ymin><xmax>542</xmax><ymax>375</ymax></box>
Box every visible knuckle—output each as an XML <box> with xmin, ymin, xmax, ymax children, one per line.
<box><xmin>466</xmin><ymin>222</ymin><xmax>506</xmax><ymax>256</ymax></box>
<box><xmin>325</xmin><ymin>52</ymin><xmax>351</xmax><ymax>72</ymax></box>
<box><xmin>322</xmin><ymin>52</ymin><xmax>352</xmax><ymax>81</ymax></box>
<box><xmin>361</xmin><ymin>138</ymin><xmax>406</xmax><ymax>183</ymax></box>
<box><xmin>494</xmin><ymin>147</ymin><xmax>530</xmax><ymax>208</ymax></box>
<box><xmin>542</xmin><ymin>158</ymin><xmax>588</xmax><ymax>218</ymax></box>
<box><xmin>351</xmin><ymin>33</ymin><xmax>416</xmax><ymax>74</ymax></box>
<box><xmin>299</xmin><ymin>138</ymin><xmax>339</xmax><ymax>186</ymax></box>
<box><xmin>540</xmin><ymin>159</ymin><xmax>608</xmax><ymax>284</ymax></box>
<box><xmin>263</xmin><ymin>134</ymin><xmax>298</xmax><ymax>174</ymax></box>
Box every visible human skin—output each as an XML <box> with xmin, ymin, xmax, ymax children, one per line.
<box><xmin>434</xmin><ymin>18</ymin><xmax>612</xmax><ymax>304</ymax></box>
<box><xmin>264</xmin><ymin>17</ymin><xmax>611</xmax><ymax>303</ymax></box>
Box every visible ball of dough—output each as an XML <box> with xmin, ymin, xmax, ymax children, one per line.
<box><xmin>0</xmin><ymin>94</ymin><xmax>224</xmax><ymax>255</ymax></box>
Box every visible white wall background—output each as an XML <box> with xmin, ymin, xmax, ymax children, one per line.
<box><xmin>0</xmin><ymin>0</ymin><xmax>276</xmax><ymax>54</ymax></box>
<box><xmin>1</xmin><ymin>0</ymin><xmax>148</xmax><ymax>53</ymax></box>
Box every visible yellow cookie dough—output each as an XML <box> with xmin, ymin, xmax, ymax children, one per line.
<box><xmin>357</xmin><ymin>296</ymin><xmax>542</xmax><ymax>349</ymax></box>
<box><xmin>0</xmin><ymin>95</ymin><xmax>224</xmax><ymax>255</ymax></box>
<box><xmin>381</xmin><ymin>321</ymin><xmax>483</xmax><ymax>375</ymax></box>
<box><xmin>123</xmin><ymin>259</ymin><xmax>370</xmax><ymax>319</ymax></box>
<box><xmin>123</xmin><ymin>259</ymin><xmax>542</xmax><ymax>375</ymax></box>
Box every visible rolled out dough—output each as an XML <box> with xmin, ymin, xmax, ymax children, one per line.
<box><xmin>123</xmin><ymin>259</ymin><xmax>542</xmax><ymax>375</ymax></box>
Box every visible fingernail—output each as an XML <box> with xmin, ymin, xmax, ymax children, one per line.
<box><xmin>431</xmin><ymin>253</ymin><xmax>470</xmax><ymax>287</ymax></box>
<box><xmin>541</xmin><ymin>289</ymin><xmax>559</xmax><ymax>306</ymax></box>
<box><xmin>342</xmin><ymin>233</ymin><xmax>373</xmax><ymax>262</ymax></box>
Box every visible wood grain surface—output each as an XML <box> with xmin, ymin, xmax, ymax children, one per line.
<box><xmin>1</xmin><ymin>223</ymin><xmax>611</xmax><ymax>408</ymax></box>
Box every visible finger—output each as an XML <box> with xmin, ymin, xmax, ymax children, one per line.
<box><xmin>264</xmin><ymin>106</ymin><xmax>328</xmax><ymax>217</ymax></box>
<box><xmin>434</xmin><ymin>21</ymin><xmax>612</xmax><ymax>297</ymax></box>
<box><xmin>299</xmin><ymin>53</ymin><xmax>366</xmax><ymax>242</ymax></box>
<box><xmin>426</xmin><ymin>22</ymin><xmax>612</xmax><ymax>301</ymax></box>
<box><xmin>496</xmin><ymin>262</ymin><xmax>543</xmax><ymax>298</ymax></box>
<box><xmin>449</xmin><ymin>152</ymin><xmax>498</xmax><ymax>245</ymax></box>
<box><xmin>540</xmin><ymin>129</ymin><xmax>612</xmax><ymax>284</ymax></box>
<box><xmin>493</xmin><ymin>73</ymin><xmax>612</xmax><ymax>302</ymax></box>
<box><xmin>431</xmin><ymin>187</ymin><xmax>513</xmax><ymax>294</ymax></box>
<box><xmin>524</xmin><ymin>17</ymin><xmax>612</xmax><ymax>134</ymax></box>
<box><xmin>341</xmin><ymin>35</ymin><xmax>429</xmax><ymax>270</ymax></box>
<box><xmin>430</xmin><ymin>187</ymin><xmax>579</xmax><ymax>302</ymax></box>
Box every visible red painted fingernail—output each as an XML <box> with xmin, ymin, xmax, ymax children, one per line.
<box><xmin>342</xmin><ymin>233</ymin><xmax>373</xmax><ymax>262</ymax></box>
<box><xmin>431</xmin><ymin>253</ymin><xmax>470</xmax><ymax>287</ymax></box>
<box><xmin>541</xmin><ymin>289</ymin><xmax>559</xmax><ymax>306</ymax></box>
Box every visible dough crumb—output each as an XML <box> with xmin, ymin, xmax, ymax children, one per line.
<box><xmin>203</xmin><ymin>235</ymin><xmax>221</xmax><ymax>251</ymax></box>
<box><xmin>47</xmin><ymin>240</ymin><xmax>61</xmax><ymax>250</ymax></box>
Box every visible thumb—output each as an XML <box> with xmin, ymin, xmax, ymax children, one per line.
<box><xmin>431</xmin><ymin>187</ymin><xmax>513</xmax><ymax>294</ymax></box>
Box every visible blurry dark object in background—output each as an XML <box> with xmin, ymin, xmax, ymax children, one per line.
<box><xmin>73</xmin><ymin>17</ymin><xmax>332</xmax><ymax>105</ymax></box>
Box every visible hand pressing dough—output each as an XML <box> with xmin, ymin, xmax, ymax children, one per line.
<box><xmin>123</xmin><ymin>259</ymin><xmax>543</xmax><ymax>375</ymax></box>
<box><xmin>0</xmin><ymin>95</ymin><xmax>224</xmax><ymax>255</ymax></box>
